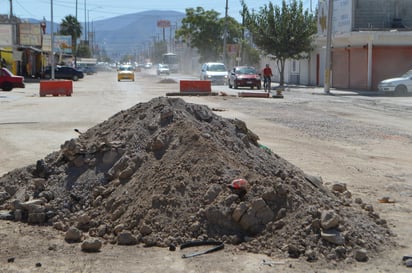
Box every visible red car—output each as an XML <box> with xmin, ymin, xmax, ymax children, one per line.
<box><xmin>228</xmin><ymin>66</ymin><xmax>261</xmax><ymax>90</ymax></box>
<box><xmin>0</xmin><ymin>67</ymin><xmax>25</xmax><ymax>91</ymax></box>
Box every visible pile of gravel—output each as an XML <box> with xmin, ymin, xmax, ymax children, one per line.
<box><xmin>0</xmin><ymin>97</ymin><xmax>394</xmax><ymax>261</ymax></box>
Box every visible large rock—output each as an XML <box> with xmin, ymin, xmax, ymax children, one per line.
<box><xmin>117</xmin><ymin>231</ymin><xmax>138</xmax><ymax>245</ymax></box>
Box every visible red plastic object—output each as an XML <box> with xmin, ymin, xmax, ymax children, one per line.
<box><xmin>39</xmin><ymin>80</ymin><xmax>73</xmax><ymax>97</ymax></box>
<box><xmin>228</xmin><ymin>178</ymin><xmax>249</xmax><ymax>190</ymax></box>
<box><xmin>180</xmin><ymin>80</ymin><xmax>211</xmax><ymax>92</ymax></box>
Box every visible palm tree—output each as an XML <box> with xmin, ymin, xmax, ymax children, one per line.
<box><xmin>59</xmin><ymin>15</ymin><xmax>82</xmax><ymax>59</ymax></box>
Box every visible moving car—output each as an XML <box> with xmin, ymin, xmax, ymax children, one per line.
<box><xmin>117</xmin><ymin>64</ymin><xmax>135</xmax><ymax>81</ymax></box>
<box><xmin>0</xmin><ymin>67</ymin><xmax>25</xmax><ymax>91</ymax></box>
<box><xmin>43</xmin><ymin>66</ymin><xmax>84</xmax><ymax>81</ymax></box>
<box><xmin>378</xmin><ymin>70</ymin><xmax>412</xmax><ymax>96</ymax></box>
<box><xmin>200</xmin><ymin>62</ymin><xmax>228</xmax><ymax>85</ymax></box>
<box><xmin>156</xmin><ymin>64</ymin><xmax>170</xmax><ymax>75</ymax></box>
<box><xmin>228</xmin><ymin>66</ymin><xmax>261</xmax><ymax>89</ymax></box>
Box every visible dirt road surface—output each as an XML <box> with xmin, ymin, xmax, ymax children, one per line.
<box><xmin>1</xmin><ymin>69</ymin><xmax>412</xmax><ymax>272</ymax></box>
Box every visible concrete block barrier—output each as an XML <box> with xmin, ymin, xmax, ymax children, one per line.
<box><xmin>180</xmin><ymin>80</ymin><xmax>211</xmax><ymax>93</ymax></box>
<box><xmin>40</xmin><ymin>80</ymin><xmax>73</xmax><ymax>97</ymax></box>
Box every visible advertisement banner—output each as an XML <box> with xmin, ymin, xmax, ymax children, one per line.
<box><xmin>317</xmin><ymin>0</ymin><xmax>352</xmax><ymax>36</ymax></box>
<box><xmin>19</xmin><ymin>23</ymin><xmax>42</xmax><ymax>46</ymax></box>
<box><xmin>157</xmin><ymin>20</ymin><xmax>171</xmax><ymax>28</ymax></box>
<box><xmin>227</xmin><ymin>44</ymin><xmax>239</xmax><ymax>55</ymax></box>
<box><xmin>42</xmin><ymin>35</ymin><xmax>72</xmax><ymax>54</ymax></box>
<box><xmin>0</xmin><ymin>24</ymin><xmax>13</xmax><ymax>47</ymax></box>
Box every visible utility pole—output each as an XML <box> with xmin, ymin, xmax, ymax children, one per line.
<box><xmin>84</xmin><ymin>0</ymin><xmax>87</xmax><ymax>41</ymax></box>
<box><xmin>9</xmin><ymin>0</ymin><xmax>13</xmax><ymax>20</ymax></box>
<box><xmin>222</xmin><ymin>0</ymin><xmax>228</xmax><ymax>66</ymax></box>
<box><xmin>51</xmin><ymin>0</ymin><xmax>55</xmax><ymax>79</ymax></box>
<box><xmin>324</xmin><ymin>0</ymin><xmax>333</xmax><ymax>94</ymax></box>
<box><xmin>75</xmin><ymin>0</ymin><xmax>78</xmax><ymax>19</ymax></box>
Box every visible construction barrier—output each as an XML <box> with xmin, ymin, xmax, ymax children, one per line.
<box><xmin>39</xmin><ymin>80</ymin><xmax>73</xmax><ymax>97</ymax></box>
<box><xmin>238</xmin><ymin>92</ymin><xmax>270</xmax><ymax>98</ymax></box>
<box><xmin>180</xmin><ymin>80</ymin><xmax>211</xmax><ymax>93</ymax></box>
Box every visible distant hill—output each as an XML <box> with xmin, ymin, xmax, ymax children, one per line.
<box><xmin>27</xmin><ymin>10</ymin><xmax>185</xmax><ymax>59</ymax></box>
<box><xmin>93</xmin><ymin>10</ymin><xmax>185</xmax><ymax>58</ymax></box>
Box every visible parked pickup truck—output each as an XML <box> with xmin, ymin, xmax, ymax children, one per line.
<box><xmin>0</xmin><ymin>67</ymin><xmax>25</xmax><ymax>91</ymax></box>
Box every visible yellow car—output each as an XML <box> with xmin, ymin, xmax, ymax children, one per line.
<box><xmin>117</xmin><ymin>65</ymin><xmax>135</xmax><ymax>81</ymax></box>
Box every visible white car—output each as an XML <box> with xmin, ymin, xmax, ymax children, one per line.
<box><xmin>200</xmin><ymin>62</ymin><xmax>228</xmax><ymax>85</ymax></box>
<box><xmin>378</xmin><ymin>70</ymin><xmax>412</xmax><ymax>96</ymax></box>
<box><xmin>156</xmin><ymin>64</ymin><xmax>170</xmax><ymax>75</ymax></box>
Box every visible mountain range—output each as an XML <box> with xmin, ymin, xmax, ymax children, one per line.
<box><xmin>29</xmin><ymin>10</ymin><xmax>185</xmax><ymax>59</ymax></box>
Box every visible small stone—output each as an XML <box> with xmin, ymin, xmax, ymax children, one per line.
<box><xmin>321</xmin><ymin>210</ymin><xmax>340</xmax><ymax>230</ymax></box>
<box><xmin>65</xmin><ymin>227</ymin><xmax>82</xmax><ymax>243</ymax></box>
<box><xmin>81</xmin><ymin>238</ymin><xmax>102</xmax><ymax>252</ymax></box>
<box><xmin>332</xmin><ymin>183</ymin><xmax>347</xmax><ymax>193</ymax></box>
<box><xmin>343</xmin><ymin>191</ymin><xmax>352</xmax><ymax>198</ymax></box>
<box><xmin>140</xmin><ymin>224</ymin><xmax>152</xmax><ymax>236</ymax></box>
<box><xmin>354</xmin><ymin>198</ymin><xmax>363</xmax><ymax>204</ymax></box>
<box><xmin>305</xmin><ymin>250</ymin><xmax>317</xmax><ymax>262</ymax></box>
<box><xmin>354</xmin><ymin>248</ymin><xmax>368</xmax><ymax>262</ymax></box>
<box><xmin>364</xmin><ymin>204</ymin><xmax>374</xmax><ymax>212</ymax></box>
<box><xmin>335</xmin><ymin>246</ymin><xmax>347</xmax><ymax>258</ymax></box>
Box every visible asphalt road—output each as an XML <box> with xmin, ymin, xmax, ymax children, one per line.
<box><xmin>1</xmin><ymin>68</ymin><xmax>412</xmax><ymax>176</ymax></box>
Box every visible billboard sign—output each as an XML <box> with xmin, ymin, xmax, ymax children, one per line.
<box><xmin>318</xmin><ymin>0</ymin><xmax>352</xmax><ymax>36</ymax></box>
<box><xmin>19</xmin><ymin>23</ymin><xmax>42</xmax><ymax>46</ymax></box>
<box><xmin>42</xmin><ymin>35</ymin><xmax>72</xmax><ymax>54</ymax></box>
<box><xmin>157</xmin><ymin>20</ymin><xmax>171</xmax><ymax>28</ymax></box>
<box><xmin>0</xmin><ymin>24</ymin><xmax>13</xmax><ymax>47</ymax></box>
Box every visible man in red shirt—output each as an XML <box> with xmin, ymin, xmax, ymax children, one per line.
<box><xmin>262</xmin><ymin>64</ymin><xmax>273</xmax><ymax>92</ymax></box>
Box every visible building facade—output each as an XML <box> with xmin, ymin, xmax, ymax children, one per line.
<box><xmin>268</xmin><ymin>0</ymin><xmax>412</xmax><ymax>91</ymax></box>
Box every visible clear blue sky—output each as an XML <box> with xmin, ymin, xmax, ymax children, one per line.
<box><xmin>1</xmin><ymin>0</ymin><xmax>315</xmax><ymax>23</ymax></box>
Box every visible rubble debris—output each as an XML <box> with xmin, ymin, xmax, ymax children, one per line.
<box><xmin>0</xmin><ymin>97</ymin><xmax>395</xmax><ymax>262</ymax></box>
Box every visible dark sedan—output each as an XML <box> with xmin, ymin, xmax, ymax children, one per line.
<box><xmin>43</xmin><ymin>66</ymin><xmax>84</xmax><ymax>81</ymax></box>
<box><xmin>228</xmin><ymin>66</ymin><xmax>261</xmax><ymax>90</ymax></box>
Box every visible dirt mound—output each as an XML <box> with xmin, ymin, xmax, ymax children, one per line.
<box><xmin>0</xmin><ymin>97</ymin><xmax>394</xmax><ymax>261</ymax></box>
<box><xmin>158</xmin><ymin>78</ymin><xmax>177</xmax><ymax>84</ymax></box>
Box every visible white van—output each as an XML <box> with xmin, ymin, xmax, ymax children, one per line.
<box><xmin>200</xmin><ymin>62</ymin><xmax>228</xmax><ymax>85</ymax></box>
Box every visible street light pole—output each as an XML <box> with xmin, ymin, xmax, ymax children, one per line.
<box><xmin>84</xmin><ymin>0</ymin><xmax>87</xmax><ymax>41</ymax></box>
<box><xmin>222</xmin><ymin>0</ymin><xmax>228</xmax><ymax>66</ymax></box>
<box><xmin>324</xmin><ymin>0</ymin><xmax>333</xmax><ymax>94</ymax></box>
<box><xmin>9</xmin><ymin>0</ymin><xmax>13</xmax><ymax>20</ymax></box>
<box><xmin>51</xmin><ymin>0</ymin><xmax>55</xmax><ymax>79</ymax></box>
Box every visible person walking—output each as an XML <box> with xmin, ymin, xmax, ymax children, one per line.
<box><xmin>262</xmin><ymin>64</ymin><xmax>273</xmax><ymax>92</ymax></box>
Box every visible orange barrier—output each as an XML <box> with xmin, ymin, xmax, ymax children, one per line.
<box><xmin>238</xmin><ymin>92</ymin><xmax>270</xmax><ymax>98</ymax></box>
<box><xmin>39</xmin><ymin>80</ymin><xmax>73</xmax><ymax>97</ymax></box>
<box><xmin>180</xmin><ymin>80</ymin><xmax>211</xmax><ymax>92</ymax></box>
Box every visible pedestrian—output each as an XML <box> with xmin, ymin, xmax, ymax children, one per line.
<box><xmin>262</xmin><ymin>64</ymin><xmax>273</xmax><ymax>92</ymax></box>
<box><xmin>1</xmin><ymin>58</ymin><xmax>6</xmax><ymax>68</ymax></box>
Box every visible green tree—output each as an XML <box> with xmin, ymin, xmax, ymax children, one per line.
<box><xmin>242</xmin><ymin>0</ymin><xmax>316</xmax><ymax>86</ymax></box>
<box><xmin>59</xmin><ymin>15</ymin><xmax>82</xmax><ymax>57</ymax></box>
<box><xmin>76</xmin><ymin>42</ymin><xmax>91</xmax><ymax>58</ymax></box>
<box><xmin>175</xmin><ymin>7</ymin><xmax>242</xmax><ymax>63</ymax></box>
<box><xmin>239</xmin><ymin>40</ymin><xmax>260</xmax><ymax>67</ymax></box>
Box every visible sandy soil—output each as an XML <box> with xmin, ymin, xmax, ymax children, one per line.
<box><xmin>0</xmin><ymin>70</ymin><xmax>411</xmax><ymax>272</ymax></box>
